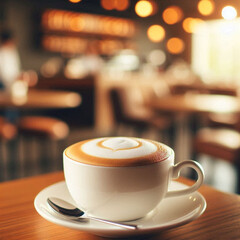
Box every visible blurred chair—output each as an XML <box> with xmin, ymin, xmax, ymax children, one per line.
<box><xmin>110</xmin><ymin>86</ymin><xmax>172</xmax><ymax>142</ymax></box>
<box><xmin>0</xmin><ymin>116</ymin><xmax>17</xmax><ymax>140</ymax></box>
<box><xmin>194</xmin><ymin>127</ymin><xmax>240</xmax><ymax>193</ymax></box>
<box><xmin>0</xmin><ymin>117</ymin><xmax>17</xmax><ymax>181</ymax></box>
<box><xmin>206</xmin><ymin>86</ymin><xmax>240</xmax><ymax>130</ymax></box>
<box><xmin>207</xmin><ymin>113</ymin><xmax>240</xmax><ymax>130</ymax></box>
<box><xmin>17</xmin><ymin>116</ymin><xmax>69</xmax><ymax>175</ymax></box>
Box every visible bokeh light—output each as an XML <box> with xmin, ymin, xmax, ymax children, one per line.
<box><xmin>101</xmin><ymin>0</ymin><xmax>115</xmax><ymax>10</ymax></box>
<box><xmin>148</xmin><ymin>49</ymin><xmax>166</xmax><ymax>66</ymax></box>
<box><xmin>115</xmin><ymin>0</ymin><xmax>129</xmax><ymax>11</ymax></box>
<box><xmin>147</xmin><ymin>25</ymin><xmax>165</xmax><ymax>42</ymax></box>
<box><xmin>162</xmin><ymin>6</ymin><xmax>183</xmax><ymax>25</ymax></box>
<box><xmin>135</xmin><ymin>0</ymin><xmax>153</xmax><ymax>17</ymax></box>
<box><xmin>182</xmin><ymin>17</ymin><xmax>204</xmax><ymax>33</ymax></box>
<box><xmin>69</xmin><ymin>0</ymin><xmax>82</xmax><ymax>3</ymax></box>
<box><xmin>42</xmin><ymin>9</ymin><xmax>136</xmax><ymax>38</ymax></box>
<box><xmin>166</xmin><ymin>38</ymin><xmax>185</xmax><ymax>54</ymax></box>
<box><xmin>198</xmin><ymin>0</ymin><xmax>215</xmax><ymax>16</ymax></box>
<box><xmin>222</xmin><ymin>6</ymin><xmax>237</xmax><ymax>20</ymax></box>
<box><xmin>101</xmin><ymin>0</ymin><xmax>129</xmax><ymax>11</ymax></box>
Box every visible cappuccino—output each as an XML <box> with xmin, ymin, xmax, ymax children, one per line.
<box><xmin>65</xmin><ymin>137</ymin><xmax>172</xmax><ymax>167</ymax></box>
<box><xmin>64</xmin><ymin>137</ymin><xmax>204</xmax><ymax>221</ymax></box>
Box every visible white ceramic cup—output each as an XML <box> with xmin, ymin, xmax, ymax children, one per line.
<box><xmin>63</xmin><ymin>137</ymin><xmax>204</xmax><ymax>221</ymax></box>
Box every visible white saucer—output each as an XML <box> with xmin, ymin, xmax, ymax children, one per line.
<box><xmin>34</xmin><ymin>181</ymin><xmax>206</xmax><ymax>238</ymax></box>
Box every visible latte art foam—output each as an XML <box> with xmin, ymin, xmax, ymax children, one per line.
<box><xmin>65</xmin><ymin>137</ymin><xmax>172</xmax><ymax>167</ymax></box>
<box><xmin>100</xmin><ymin>137</ymin><xmax>141</xmax><ymax>151</ymax></box>
<box><xmin>83</xmin><ymin>137</ymin><xmax>156</xmax><ymax>159</ymax></box>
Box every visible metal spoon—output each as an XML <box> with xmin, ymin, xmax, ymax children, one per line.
<box><xmin>47</xmin><ymin>197</ymin><xmax>138</xmax><ymax>230</ymax></box>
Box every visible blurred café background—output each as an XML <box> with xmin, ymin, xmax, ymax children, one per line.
<box><xmin>1</xmin><ymin>0</ymin><xmax>240</xmax><ymax>193</ymax></box>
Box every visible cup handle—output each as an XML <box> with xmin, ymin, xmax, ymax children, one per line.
<box><xmin>165</xmin><ymin>160</ymin><xmax>204</xmax><ymax>198</ymax></box>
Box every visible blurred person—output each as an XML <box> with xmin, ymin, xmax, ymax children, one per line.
<box><xmin>0</xmin><ymin>29</ymin><xmax>21</xmax><ymax>92</ymax></box>
<box><xmin>0</xmin><ymin>29</ymin><xmax>22</xmax><ymax>123</ymax></box>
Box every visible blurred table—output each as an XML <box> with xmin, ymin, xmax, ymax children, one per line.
<box><xmin>171</xmin><ymin>83</ymin><xmax>237</xmax><ymax>96</ymax></box>
<box><xmin>0</xmin><ymin>89</ymin><xmax>81</xmax><ymax>109</ymax></box>
<box><xmin>146</xmin><ymin>93</ymin><xmax>240</xmax><ymax>115</ymax></box>
<box><xmin>146</xmin><ymin>93</ymin><xmax>240</xmax><ymax>161</ymax></box>
<box><xmin>0</xmin><ymin>171</ymin><xmax>239</xmax><ymax>240</ymax></box>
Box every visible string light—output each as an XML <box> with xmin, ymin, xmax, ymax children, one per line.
<box><xmin>115</xmin><ymin>0</ymin><xmax>129</xmax><ymax>11</ymax></box>
<box><xmin>135</xmin><ymin>0</ymin><xmax>153</xmax><ymax>17</ymax></box>
<box><xmin>68</xmin><ymin>0</ymin><xmax>82</xmax><ymax>3</ymax></box>
<box><xmin>222</xmin><ymin>6</ymin><xmax>237</xmax><ymax>20</ymax></box>
<box><xmin>162</xmin><ymin>6</ymin><xmax>183</xmax><ymax>25</ymax></box>
<box><xmin>182</xmin><ymin>17</ymin><xmax>204</xmax><ymax>33</ymax></box>
<box><xmin>198</xmin><ymin>0</ymin><xmax>214</xmax><ymax>16</ymax></box>
<box><xmin>42</xmin><ymin>9</ymin><xmax>136</xmax><ymax>37</ymax></box>
<box><xmin>147</xmin><ymin>25</ymin><xmax>165</xmax><ymax>42</ymax></box>
<box><xmin>101</xmin><ymin>0</ymin><xmax>129</xmax><ymax>11</ymax></box>
<box><xmin>166</xmin><ymin>38</ymin><xmax>185</xmax><ymax>54</ymax></box>
<box><xmin>101</xmin><ymin>0</ymin><xmax>115</xmax><ymax>10</ymax></box>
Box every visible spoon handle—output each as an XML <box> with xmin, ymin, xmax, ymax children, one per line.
<box><xmin>88</xmin><ymin>215</ymin><xmax>138</xmax><ymax>230</ymax></box>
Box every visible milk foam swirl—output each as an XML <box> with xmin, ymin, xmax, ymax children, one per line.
<box><xmin>82</xmin><ymin>137</ymin><xmax>156</xmax><ymax>159</ymax></box>
<box><xmin>65</xmin><ymin>137</ymin><xmax>172</xmax><ymax>167</ymax></box>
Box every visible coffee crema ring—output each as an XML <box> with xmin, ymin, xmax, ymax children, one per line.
<box><xmin>65</xmin><ymin>137</ymin><xmax>172</xmax><ymax>167</ymax></box>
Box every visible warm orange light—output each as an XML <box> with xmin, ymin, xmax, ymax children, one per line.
<box><xmin>182</xmin><ymin>18</ymin><xmax>193</xmax><ymax>33</ymax></box>
<box><xmin>147</xmin><ymin>25</ymin><xmax>165</xmax><ymax>42</ymax></box>
<box><xmin>162</xmin><ymin>6</ymin><xmax>183</xmax><ymax>25</ymax></box>
<box><xmin>115</xmin><ymin>0</ymin><xmax>129</xmax><ymax>11</ymax></box>
<box><xmin>182</xmin><ymin>17</ymin><xmax>204</xmax><ymax>33</ymax></box>
<box><xmin>222</xmin><ymin>6</ymin><xmax>237</xmax><ymax>20</ymax></box>
<box><xmin>69</xmin><ymin>0</ymin><xmax>82</xmax><ymax>3</ymax></box>
<box><xmin>166</xmin><ymin>38</ymin><xmax>185</xmax><ymax>54</ymax></box>
<box><xmin>135</xmin><ymin>0</ymin><xmax>153</xmax><ymax>17</ymax></box>
<box><xmin>198</xmin><ymin>0</ymin><xmax>214</xmax><ymax>16</ymax></box>
<box><xmin>101</xmin><ymin>0</ymin><xmax>129</xmax><ymax>11</ymax></box>
<box><xmin>42</xmin><ymin>35</ymin><xmax>130</xmax><ymax>55</ymax></box>
<box><xmin>101</xmin><ymin>0</ymin><xmax>115</xmax><ymax>10</ymax></box>
<box><xmin>42</xmin><ymin>9</ymin><xmax>136</xmax><ymax>38</ymax></box>
<box><xmin>70</xmin><ymin>15</ymin><xmax>84</xmax><ymax>32</ymax></box>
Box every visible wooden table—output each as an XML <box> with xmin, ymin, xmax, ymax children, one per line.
<box><xmin>0</xmin><ymin>89</ymin><xmax>82</xmax><ymax>109</ymax></box>
<box><xmin>0</xmin><ymin>171</ymin><xmax>240</xmax><ymax>240</ymax></box>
